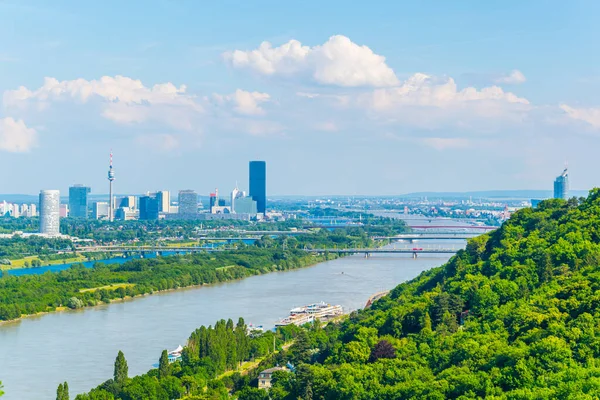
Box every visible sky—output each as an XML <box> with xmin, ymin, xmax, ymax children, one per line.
<box><xmin>1</xmin><ymin>0</ymin><xmax>600</xmax><ymax>196</ymax></box>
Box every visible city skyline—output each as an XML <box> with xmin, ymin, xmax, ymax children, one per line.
<box><xmin>1</xmin><ymin>1</ymin><xmax>600</xmax><ymax>195</ymax></box>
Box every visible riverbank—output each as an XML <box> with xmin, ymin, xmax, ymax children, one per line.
<box><xmin>0</xmin><ymin>250</ymin><xmax>339</xmax><ymax>323</ymax></box>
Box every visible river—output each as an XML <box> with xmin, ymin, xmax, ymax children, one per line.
<box><xmin>0</xmin><ymin>216</ymin><xmax>471</xmax><ymax>398</ymax></box>
<box><xmin>0</xmin><ymin>248</ymin><xmax>460</xmax><ymax>398</ymax></box>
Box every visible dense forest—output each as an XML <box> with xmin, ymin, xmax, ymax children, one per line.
<box><xmin>72</xmin><ymin>190</ymin><xmax>600</xmax><ymax>399</ymax></box>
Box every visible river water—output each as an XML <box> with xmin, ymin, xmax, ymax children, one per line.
<box><xmin>0</xmin><ymin>217</ymin><xmax>470</xmax><ymax>399</ymax></box>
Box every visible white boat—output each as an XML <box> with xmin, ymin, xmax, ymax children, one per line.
<box><xmin>275</xmin><ymin>302</ymin><xmax>343</xmax><ymax>327</ymax></box>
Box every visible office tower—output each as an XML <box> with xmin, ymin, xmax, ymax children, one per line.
<box><xmin>60</xmin><ymin>204</ymin><xmax>69</xmax><ymax>218</ymax></box>
<box><xmin>156</xmin><ymin>191</ymin><xmax>170</xmax><ymax>213</ymax></box>
<box><xmin>107</xmin><ymin>151</ymin><xmax>115</xmax><ymax>222</ymax></box>
<box><xmin>249</xmin><ymin>161</ymin><xmax>266</xmax><ymax>214</ymax></box>
<box><xmin>178</xmin><ymin>190</ymin><xmax>198</xmax><ymax>216</ymax></box>
<box><xmin>39</xmin><ymin>190</ymin><xmax>60</xmax><ymax>235</ymax></box>
<box><xmin>230</xmin><ymin>186</ymin><xmax>245</xmax><ymax>213</ymax></box>
<box><xmin>69</xmin><ymin>184</ymin><xmax>91</xmax><ymax>218</ymax></box>
<box><xmin>92</xmin><ymin>202</ymin><xmax>109</xmax><ymax>220</ymax></box>
<box><xmin>139</xmin><ymin>195</ymin><xmax>159</xmax><ymax>220</ymax></box>
<box><xmin>234</xmin><ymin>197</ymin><xmax>257</xmax><ymax>214</ymax></box>
<box><xmin>118</xmin><ymin>196</ymin><xmax>136</xmax><ymax>209</ymax></box>
<box><xmin>553</xmin><ymin>167</ymin><xmax>569</xmax><ymax>200</ymax></box>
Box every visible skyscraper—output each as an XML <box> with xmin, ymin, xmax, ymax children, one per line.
<box><xmin>139</xmin><ymin>195</ymin><xmax>159</xmax><ymax>220</ymax></box>
<box><xmin>554</xmin><ymin>167</ymin><xmax>569</xmax><ymax>200</ymax></box>
<box><xmin>156</xmin><ymin>191</ymin><xmax>170</xmax><ymax>213</ymax></box>
<box><xmin>249</xmin><ymin>161</ymin><xmax>266</xmax><ymax>214</ymax></box>
<box><xmin>39</xmin><ymin>190</ymin><xmax>60</xmax><ymax>235</ymax></box>
<box><xmin>178</xmin><ymin>190</ymin><xmax>198</xmax><ymax>216</ymax></box>
<box><xmin>69</xmin><ymin>184</ymin><xmax>91</xmax><ymax>218</ymax></box>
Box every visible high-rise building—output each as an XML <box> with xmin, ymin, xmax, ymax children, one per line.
<box><xmin>118</xmin><ymin>196</ymin><xmax>136</xmax><ymax>209</ymax></box>
<box><xmin>553</xmin><ymin>168</ymin><xmax>569</xmax><ymax>200</ymax></box>
<box><xmin>178</xmin><ymin>190</ymin><xmax>198</xmax><ymax>216</ymax></box>
<box><xmin>39</xmin><ymin>190</ymin><xmax>60</xmax><ymax>235</ymax></box>
<box><xmin>156</xmin><ymin>191</ymin><xmax>170</xmax><ymax>213</ymax></box>
<box><xmin>69</xmin><ymin>184</ymin><xmax>91</xmax><ymax>218</ymax></box>
<box><xmin>92</xmin><ymin>202</ymin><xmax>109</xmax><ymax>220</ymax></box>
<box><xmin>139</xmin><ymin>195</ymin><xmax>159</xmax><ymax>220</ymax></box>
<box><xmin>60</xmin><ymin>204</ymin><xmax>69</xmax><ymax>218</ymax></box>
<box><xmin>234</xmin><ymin>197</ymin><xmax>257</xmax><ymax>214</ymax></box>
<box><xmin>249</xmin><ymin>161</ymin><xmax>266</xmax><ymax>214</ymax></box>
<box><xmin>209</xmin><ymin>191</ymin><xmax>218</xmax><ymax>213</ymax></box>
<box><xmin>230</xmin><ymin>186</ymin><xmax>246</xmax><ymax>213</ymax></box>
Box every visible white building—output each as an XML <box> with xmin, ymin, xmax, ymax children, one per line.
<box><xmin>39</xmin><ymin>190</ymin><xmax>60</xmax><ymax>235</ymax></box>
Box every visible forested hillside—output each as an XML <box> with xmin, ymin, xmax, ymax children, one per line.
<box><xmin>237</xmin><ymin>192</ymin><xmax>600</xmax><ymax>399</ymax></box>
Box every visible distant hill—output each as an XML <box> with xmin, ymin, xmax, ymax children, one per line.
<box><xmin>399</xmin><ymin>189</ymin><xmax>590</xmax><ymax>200</ymax></box>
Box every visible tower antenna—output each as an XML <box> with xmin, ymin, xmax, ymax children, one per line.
<box><xmin>108</xmin><ymin>150</ymin><xmax>115</xmax><ymax>222</ymax></box>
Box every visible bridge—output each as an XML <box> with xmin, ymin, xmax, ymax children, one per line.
<box><xmin>410</xmin><ymin>225</ymin><xmax>496</xmax><ymax>231</ymax></box>
<box><xmin>373</xmin><ymin>233</ymin><xmax>480</xmax><ymax>241</ymax></box>
<box><xmin>305</xmin><ymin>245</ymin><xmax>463</xmax><ymax>258</ymax></box>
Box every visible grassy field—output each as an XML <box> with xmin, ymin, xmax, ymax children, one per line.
<box><xmin>79</xmin><ymin>283</ymin><xmax>136</xmax><ymax>293</ymax></box>
<box><xmin>1</xmin><ymin>254</ymin><xmax>88</xmax><ymax>270</ymax></box>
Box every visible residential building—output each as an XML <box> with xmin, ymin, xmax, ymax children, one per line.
<box><xmin>258</xmin><ymin>367</ymin><xmax>287</xmax><ymax>390</ymax></box>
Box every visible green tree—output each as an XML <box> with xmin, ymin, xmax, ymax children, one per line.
<box><xmin>158</xmin><ymin>349</ymin><xmax>170</xmax><ymax>379</ymax></box>
<box><xmin>113</xmin><ymin>351</ymin><xmax>128</xmax><ymax>385</ymax></box>
<box><xmin>0</xmin><ymin>380</ymin><xmax>3</xmax><ymax>397</ymax></box>
<box><xmin>56</xmin><ymin>382</ymin><xmax>69</xmax><ymax>400</ymax></box>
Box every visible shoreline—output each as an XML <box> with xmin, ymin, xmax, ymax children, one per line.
<box><xmin>0</xmin><ymin>253</ymin><xmax>336</xmax><ymax>326</ymax></box>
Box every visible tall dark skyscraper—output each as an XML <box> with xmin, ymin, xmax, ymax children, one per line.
<box><xmin>139</xmin><ymin>195</ymin><xmax>159</xmax><ymax>220</ymax></box>
<box><xmin>68</xmin><ymin>185</ymin><xmax>91</xmax><ymax>219</ymax></box>
<box><xmin>249</xmin><ymin>161</ymin><xmax>266</xmax><ymax>214</ymax></box>
<box><xmin>554</xmin><ymin>167</ymin><xmax>569</xmax><ymax>200</ymax></box>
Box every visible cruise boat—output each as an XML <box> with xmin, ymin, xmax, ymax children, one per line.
<box><xmin>275</xmin><ymin>302</ymin><xmax>343</xmax><ymax>327</ymax></box>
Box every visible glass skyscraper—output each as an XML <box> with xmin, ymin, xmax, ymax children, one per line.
<box><xmin>178</xmin><ymin>190</ymin><xmax>198</xmax><ymax>216</ymax></box>
<box><xmin>139</xmin><ymin>195</ymin><xmax>159</xmax><ymax>220</ymax></box>
<box><xmin>68</xmin><ymin>184</ymin><xmax>91</xmax><ymax>219</ymax></box>
<box><xmin>553</xmin><ymin>168</ymin><xmax>569</xmax><ymax>200</ymax></box>
<box><xmin>249</xmin><ymin>161</ymin><xmax>266</xmax><ymax>214</ymax></box>
<box><xmin>39</xmin><ymin>190</ymin><xmax>60</xmax><ymax>235</ymax></box>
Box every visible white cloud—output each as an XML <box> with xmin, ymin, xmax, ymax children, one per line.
<box><xmin>494</xmin><ymin>69</ymin><xmax>527</xmax><ymax>85</ymax></box>
<box><xmin>223</xmin><ymin>35</ymin><xmax>399</xmax><ymax>87</ymax></box>
<box><xmin>212</xmin><ymin>89</ymin><xmax>270</xmax><ymax>115</ymax></box>
<box><xmin>364</xmin><ymin>73</ymin><xmax>529</xmax><ymax>110</ymax></box>
<box><xmin>135</xmin><ymin>133</ymin><xmax>180</xmax><ymax>151</ymax></box>
<box><xmin>560</xmin><ymin>104</ymin><xmax>600</xmax><ymax>128</ymax></box>
<box><xmin>3</xmin><ymin>76</ymin><xmax>203</xmax><ymax>129</ymax></box>
<box><xmin>0</xmin><ymin>117</ymin><xmax>37</xmax><ymax>153</ymax></box>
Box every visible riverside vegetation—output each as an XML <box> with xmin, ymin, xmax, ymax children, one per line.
<box><xmin>0</xmin><ymin>223</ymin><xmax>405</xmax><ymax>321</ymax></box>
<box><xmin>72</xmin><ymin>190</ymin><xmax>600</xmax><ymax>399</ymax></box>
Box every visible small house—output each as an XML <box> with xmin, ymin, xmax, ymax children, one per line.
<box><xmin>258</xmin><ymin>366</ymin><xmax>287</xmax><ymax>390</ymax></box>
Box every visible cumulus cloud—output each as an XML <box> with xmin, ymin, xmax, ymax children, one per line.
<box><xmin>212</xmin><ymin>89</ymin><xmax>270</xmax><ymax>115</ymax></box>
<box><xmin>494</xmin><ymin>69</ymin><xmax>527</xmax><ymax>85</ymax></box>
<box><xmin>560</xmin><ymin>104</ymin><xmax>600</xmax><ymax>128</ymax></box>
<box><xmin>0</xmin><ymin>117</ymin><xmax>37</xmax><ymax>153</ymax></box>
<box><xmin>223</xmin><ymin>35</ymin><xmax>399</xmax><ymax>87</ymax></box>
<box><xmin>364</xmin><ymin>73</ymin><xmax>529</xmax><ymax>110</ymax></box>
<box><xmin>3</xmin><ymin>76</ymin><xmax>203</xmax><ymax>129</ymax></box>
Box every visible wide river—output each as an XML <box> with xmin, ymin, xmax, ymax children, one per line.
<box><xmin>0</xmin><ymin>216</ymin><xmax>472</xmax><ymax>398</ymax></box>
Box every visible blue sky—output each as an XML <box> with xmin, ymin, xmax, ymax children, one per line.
<box><xmin>1</xmin><ymin>0</ymin><xmax>599</xmax><ymax>196</ymax></box>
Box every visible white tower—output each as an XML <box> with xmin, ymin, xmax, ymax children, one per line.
<box><xmin>39</xmin><ymin>190</ymin><xmax>60</xmax><ymax>235</ymax></box>
<box><xmin>108</xmin><ymin>151</ymin><xmax>115</xmax><ymax>222</ymax></box>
